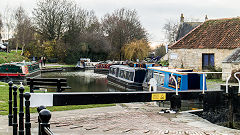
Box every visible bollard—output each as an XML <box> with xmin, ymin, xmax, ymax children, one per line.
<box><xmin>39</xmin><ymin>109</ymin><xmax>51</xmax><ymax>135</ymax></box>
<box><xmin>37</xmin><ymin>106</ymin><xmax>46</xmax><ymax>135</ymax></box>
<box><xmin>13</xmin><ymin>85</ymin><xmax>18</xmax><ymax>135</ymax></box>
<box><xmin>170</xmin><ymin>94</ymin><xmax>181</xmax><ymax>112</ymax></box>
<box><xmin>19</xmin><ymin>87</ymin><xmax>25</xmax><ymax>135</ymax></box>
<box><xmin>24</xmin><ymin>92</ymin><xmax>31</xmax><ymax>135</ymax></box>
<box><xmin>8</xmin><ymin>81</ymin><xmax>13</xmax><ymax>126</ymax></box>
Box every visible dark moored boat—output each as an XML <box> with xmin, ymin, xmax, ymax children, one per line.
<box><xmin>0</xmin><ymin>62</ymin><xmax>41</xmax><ymax>82</ymax></box>
<box><xmin>107</xmin><ymin>65</ymin><xmax>146</xmax><ymax>91</ymax></box>
<box><xmin>94</xmin><ymin>63</ymin><xmax>112</xmax><ymax>74</ymax></box>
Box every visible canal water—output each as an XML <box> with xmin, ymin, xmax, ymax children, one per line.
<box><xmin>41</xmin><ymin>70</ymin><xmax>123</xmax><ymax>92</ymax></box>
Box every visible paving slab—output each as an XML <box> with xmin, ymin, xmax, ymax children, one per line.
<box><xmin>1</xmin><ymin>103</ymin><xmax>240</xmax><ymax>135</ymax></box>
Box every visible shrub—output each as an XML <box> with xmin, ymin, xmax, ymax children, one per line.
<box><xmin>206</xmin><ymin>66</ymin><xmax>222</xmax><ymax>79</ymax></box>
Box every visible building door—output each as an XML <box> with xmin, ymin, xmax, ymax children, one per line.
<box><xmin>202</xmin><ymin>54</ymin><xmax>214</xmax><ymax>69</ymax></box>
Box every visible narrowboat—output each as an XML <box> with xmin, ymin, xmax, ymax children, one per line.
<box><xmin>94</xmin><ymin>61</ymin><xmax>127</xmax><ymax>74</ymax></box>
<box><xmin>128</xmin><ymin>63</ymin><xmax>159</xmax><ymax>69</ymax></box>
<box><xmin>142</xmin><ymin>67</ymin><xmax>207</xmax><ymax>91</ymax></box>
<box><xmin>0</xmin><ymin>61</ymin><xmax>41</xmax><ymax>82</ymax></box>
<box><xmin>76</xmin><ymin>58</ymin><xmax>99</xmax><ymax>69</ymax></box>
<box><xmin>107</xmin><ymin>65</ymin><xmax>147</xmax><ymax>91</ymax></box>
<box><xmin>94</xmin><ymin>63</ymin><xmax>112</xmax><ymax>74</ymax></box>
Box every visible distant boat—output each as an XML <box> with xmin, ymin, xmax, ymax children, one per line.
<box><xmin>76</xmin><ymin>58</ymin><xmax>99</xmax><ymax>69</ymax></box>
<box><xmin>0</xmin><ymin>61</ymin><xmax>41</xmax><ymax>82</ymax></box>
<box><xmin>107</xmin><ymin>65</ymin><xmax>147</xmax><ymax>91</ymax></box>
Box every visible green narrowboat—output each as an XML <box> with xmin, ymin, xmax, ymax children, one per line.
<box><xmin>0</xmin><ymin>62</ymin><xmax>41</xmax><ymax>82</ymax></box>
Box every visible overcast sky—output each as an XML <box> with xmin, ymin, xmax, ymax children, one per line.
<box><xmin>1</xmin><ymin>0</ymin><xmax>240</xmax><ymax>47</ymax></box>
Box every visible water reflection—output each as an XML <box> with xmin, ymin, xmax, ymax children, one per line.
<box><xmin>41</xmin><ymin>70</ymin><xmax>124</xmax><ymax>92</ymax></box>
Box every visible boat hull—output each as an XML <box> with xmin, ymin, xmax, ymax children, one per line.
<box><xmin>0</xmin><ymin>70</ymin><xmax>41</xmax><ymax>83</ymax></box>
<box><xmin>107</xmin><ymin>75</ymin><xmax>143</xmax><ymax>91</ymax></box>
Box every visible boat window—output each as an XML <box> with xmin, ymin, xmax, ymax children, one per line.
<box><xmin>126</xmin><ymin>71</ymin><xmax>129</xmax><ymax>80</ymax></box>
<box><xmin>168</xmin><ymin>75</ymin><xmax>181</xmax><ymax>89</ymax></box>
<box><xmin>109</xmin><ymin>67</ymin><xmax>112</xmax><ymax>74</ymax></box>
<box><xmin>113</xmin><ymin>68</ymin><xmax>116</xmax><ymax>75</ymax></box>
<box><xmin>116</xmin><ymin>68</ymin><xmax>119</xmax><ymax>77</ymax></box>
<box><xmin>120</xmin><ymin>70</ymin><xmax>124</xmax><ymax>78</ymax></box>
<box><xmin>153</xmin><ymin>73</ymin><xmax>164</xmax><ymax>86</ymax></box>
<box><xmin>129</xmin><ymin>72</ymin><xmax>134</xmax><ymax>81</ymax></box>
<box><xmin>144</xmin><ymin>70</ymin><xmax>153</xmax><ymax>82</ymax></box>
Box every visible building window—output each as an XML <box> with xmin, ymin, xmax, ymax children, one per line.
<box><xmin>202</xmin><ymin>54</ymin><xmax>214</xmax><ymax>69</ymax></box>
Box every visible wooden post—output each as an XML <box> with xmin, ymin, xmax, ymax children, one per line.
<box><xmin>57</xmin><ymin>79</ymin><xmax>61</xmax><ymax>92</ymax></box>
<box><xmin>24</xmin><ymin>92</ymin><xmax>31</xmax><ymax>135</ymax></box>
<box><xmin>13</xmin><ymin>86</ymin><xmax>18</xmax><ymax>135</ymax></box>
<box><xmin>8</xmin><ymin>81</ymin><xmax>13</xmax><ymax>126</ymax></box>
<box><xmin>18</xmin><ymin>87</ymin><xmax>25</xmax><ymax>135</ymax></box>
<box><xmin>30</xmin><ymin>79</ymin><xmax>33</xmax><ymax>93</ymax></box>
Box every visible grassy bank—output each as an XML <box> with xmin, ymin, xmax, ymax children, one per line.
<box><xmin>0</xmin><ymin>82</ymin><xmax>114</xmax><ymax>115</ymax></box>
<box><xmin>206</xmin><ymin>79</ymin><xmax>224</xmax><ymax>83</ymax></box>
<box><xmin>0</xmin><ymin>51</ymin><xmax>29</xmax><ymax>64</ymax></box>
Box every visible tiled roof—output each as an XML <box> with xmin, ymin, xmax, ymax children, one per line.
<box><xmin>176</xmin><ymin>22</ymin><xmax>202</xmax><ymax>41</ymax></box>
<box><xmin>169</xmin><ymin>18</ymin><xmax>240</xmax><ymax>49</ymax></box>
<box><xmin>222</xmin><ymin>48</ymin><xmax>240</xmax><ymax>63</ymax></box>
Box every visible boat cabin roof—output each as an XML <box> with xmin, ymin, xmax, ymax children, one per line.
<box><xmin>111</xmin><ymin>65</ymin><xmax>145</xmax><ymax>71</ymax></box>
<box><xmin>148</xmin><ymin>67</ymin><xmax>201</xmax><ymax>75</ymax></box>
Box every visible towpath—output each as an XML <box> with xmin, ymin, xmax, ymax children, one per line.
<box><xmin>1</xmin><ymin>103</ymin><xmax>240</xmax><ymax>135</ymax></box>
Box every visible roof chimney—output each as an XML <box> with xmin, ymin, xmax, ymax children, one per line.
<box><xmin>180</xmin><ymin>13</ymin><xmax>184</xmax><ymax>23</ymax></box>
<box><xmin>205</xmin><ymin>15</ymin><xmax>208</xmax><ymax>21</ymax></box>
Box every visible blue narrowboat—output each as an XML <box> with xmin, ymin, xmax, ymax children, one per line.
<box><xmin>142</xmin><ymin>67</ymin><xmax>207</xmax><ymax>91</ymax></box>
<box><xmin>107</xmin><ymin>65</ymin><xmax>147</xmax><ymax>91</ymax></box>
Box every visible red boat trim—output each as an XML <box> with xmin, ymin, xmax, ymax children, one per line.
<box><xmin>0</xmin><ymin>73</ymin><xmax>25</xmax><ymax>77</ymax></box>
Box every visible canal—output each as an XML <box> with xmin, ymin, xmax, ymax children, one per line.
<box><xmin>41</xmin><ymin>70</ymin><xmax>123</xmax><ymax>92</ymax></box>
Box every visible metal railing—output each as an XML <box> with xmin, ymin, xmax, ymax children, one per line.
<box><xmin>170</xmin><ymin>72</ymin><xmax>231</xmax><ymax>95</ymax></box>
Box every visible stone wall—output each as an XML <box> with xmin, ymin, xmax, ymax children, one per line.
<box><xmin>168</xmin><ymin>49</ymin><xmax>234</xmax><ymax>80</ymax></box>
<box><xmin>168</xmin><ymin>48</ymin><xmax>234</xmax><ymax>70</ymax></box>
<box><xmin>222</xmin><ymin>63</ymin><xmax>240</xmax><ymax>81</ymax></box>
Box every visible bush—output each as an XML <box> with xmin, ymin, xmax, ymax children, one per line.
<box><xmin>206</xmin><ymin>66</ymin><xmax>222</xmax><ymax>79</ymax></box>
<box><xmin>229</xmin><ymin>69</ymin><xmax>240</xmax><ymax>83</ymax></box>
<box><xmin>158</xmin><ymin>60</ymin><xmax>169</xmax><ymax>67</ymax></box>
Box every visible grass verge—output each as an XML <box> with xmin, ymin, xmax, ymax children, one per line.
<box><xmin>206</xmin><ymin>79</ymin><xmax>225</xmax><ymax>83</ymax></box>
<box><xmin>0</xmin><ymin>82</ymin><xmax>114</xmax><ymax>115</ymax></box>
<box><xmin>0</xmin><ymin>51</ymin><xmax>29</xmax><ymax>64</ymax></box>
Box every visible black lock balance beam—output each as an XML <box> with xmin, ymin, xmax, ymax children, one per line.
<box><xmin>28</xmin><ymin>90</ymin><xmax>223</xmax><ymax>107</ymax></box>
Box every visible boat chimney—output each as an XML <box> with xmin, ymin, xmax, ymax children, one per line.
<box><xmin>180</xmin><ymin>13</ymin><xmax>184</xmax><ymax>23</ymax></box>
<box><xmin>205</xmin><ymin>15</ymin><xmax>208</xmax><ymax>21</ymax></box>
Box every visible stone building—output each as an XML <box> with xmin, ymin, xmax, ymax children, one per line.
<box><xmin>168</xmin><ymin>17</ymin><xmax>240</xmax><ymax>80</ymax></box>
<box><xmin>175</xmin><ymin>14</ymin><xmax>202</xmax><ymax>41</ymax></box>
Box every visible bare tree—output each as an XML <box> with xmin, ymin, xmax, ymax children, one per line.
<box><xmin>163</xmin><ymin>20</ymin><xmax>179</xmax><ymax>44</ymax></box>
<box><xmin>33</xmin><ymin>0</ymin><xmax>72</xmax><ymax>41</ymax></box>
<box><xmin>14</xmin><ymin>6</ymin><xmax>34</xmax><ymax>55</ymax></box>
<box><xmin>0</xmin><ymin>13</ymin><xmax>3</xmax><ymax>40</ymax></box>
<box><xmin>64</xmin><ymin>6</ymin><xmax>110</xmax><ymax>63</ymax></box>
<box><xmin>101</xmin><ymin>8</ymin><xmax>148</xmax><ymax>60</ymax></box>
<box><xmin>3</xmin><ymin>7</ymin><xmax>15</xmax><ymax>52</ymax></box>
